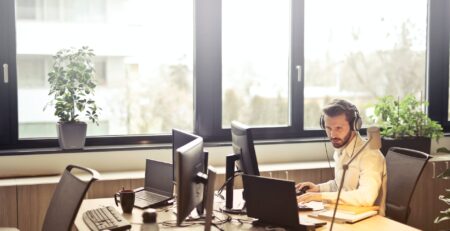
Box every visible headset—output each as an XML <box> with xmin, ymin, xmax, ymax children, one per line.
<box><xmin>319</xmin><ymin>99</ymin><xmax>362</xmax><ymax>131</ymax></box>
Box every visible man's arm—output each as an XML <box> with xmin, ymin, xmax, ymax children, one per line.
<box><xmin>318</xmin><ymin>179</ymin><xmax>338</xmax><ymax>192</ymax></box>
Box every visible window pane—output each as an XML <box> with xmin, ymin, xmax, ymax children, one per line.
<box><xmin>304</xmin><ymin>0</ymin><xmax>427</xmax><ymax>129</ymax></box>
<box><xmin>222</xmin><ymin>0</ymin><xmax>290</xmax><ymax>128</ymax></box>
<box><xmin>16</xmin><ymin>0</ymin><xmax>194</xmax><ymax>138</ymax></box>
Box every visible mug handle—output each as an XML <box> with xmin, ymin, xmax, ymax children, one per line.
<box><xmin>114</xmin><ymin>192</ymin><xmax>120</xmax><ymax>206</ymax></box>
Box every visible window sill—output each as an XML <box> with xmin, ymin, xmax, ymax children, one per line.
<box><xmin>0</xmin><ymin>137</ymin><xmax>325</xmax><ymax>156</ymax></box>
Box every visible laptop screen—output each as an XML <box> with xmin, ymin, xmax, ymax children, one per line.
<box><xmin>145</xmin><ymin>159</ymin><xmax>174</xmax><ymax>196</ymax></box>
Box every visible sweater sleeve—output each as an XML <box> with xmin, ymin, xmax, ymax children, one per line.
<box><xmin>318</xmin><ymin>179</ymin><xmax>338</xmax><ymax>192</ymax></box>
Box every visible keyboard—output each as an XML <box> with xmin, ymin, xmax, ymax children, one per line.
<box><xmin>136</xmin><ymin>190</ymin><xmax>168</xmax><ymax>204</ymax></box>
<box><xmin>82</xmin><ymin>206</ymin><xmax>132</xmax><ymax>231</ymax></box>
<box><xmin>134</xmin><ymin>190</ymin><xmax>172</xmax><ymax>208</ymax></box>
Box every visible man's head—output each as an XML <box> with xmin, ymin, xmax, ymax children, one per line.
<box><xmin>320</xmin><ymin>99</ymin><xmax>362</xmax><ymax>148</ymax></box>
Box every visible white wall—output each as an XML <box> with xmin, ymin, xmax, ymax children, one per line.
<box><xmin>1</xmin><ymin>136</ymin><xmax>449</xmax><ymax>178</ymax></box>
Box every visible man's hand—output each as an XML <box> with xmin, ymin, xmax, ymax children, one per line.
<box><xmin>295</xmin><ymin>182</ymin><xmax>319</xmax><ymax>193</ymax></box>
<box><xmin>297</xmin><ymin>192</ymin><xmax>322</xmax><ymax>203</ymax></box>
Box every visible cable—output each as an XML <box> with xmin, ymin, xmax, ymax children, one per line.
<box><xmin>215</xmin><ymin>170</ymin><xmax>242</xmax><ymax>200</ymax></box>
<box><xmin>161</xmin><ymin>211</ymin><xmax>232</xmax><ymax>231</ymax></box>
<box><xmin>323</xmin><ymin>136</ymin><xmax>334</xmax><ymax>179</ymax></box>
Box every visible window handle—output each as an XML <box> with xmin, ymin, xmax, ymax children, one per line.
<box><xmin>3</xmin><ymin>64</ymin><xmax>8</xmax><ymax>83</ymax></box>
<box><xmin>296</xmin><ymin>65</ymin><xmax>302</xmax><ymax>82</ymax></box>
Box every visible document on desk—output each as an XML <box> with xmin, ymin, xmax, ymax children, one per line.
<box><xmin>309</xmin><ymin>209</ymin><xmax>378</xmax><ymax>224</ymax></box>
<box><xmin>300</xmin><ymin>201</ymin><xmax>325</xmax><ymax>211</ymax></box>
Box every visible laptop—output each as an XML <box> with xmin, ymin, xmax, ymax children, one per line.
<box><xmin>242</xmin><ymin>174</ymin><xmax>326</xmax><ymax>231</ymax></box>
<box><xmin>134</xmin><ymin>159</ymin><xmax>174</xmax><ymax>209</ymax></box>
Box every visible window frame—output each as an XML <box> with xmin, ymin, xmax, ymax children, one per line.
<box><xmin>1</xmin><ymin>0</ymin><xmax>449</xmax><ymax>151</ymax></box>
<box><xmin>428</xmin><ymin>0</ymin><xmax>450</xmax><ymax>132</ymax></box>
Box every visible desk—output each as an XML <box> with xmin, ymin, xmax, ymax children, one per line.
<box><xmin>75</xmin><ymin>197</ymin><xmax>420</xmax><ymax>231</ymax></box>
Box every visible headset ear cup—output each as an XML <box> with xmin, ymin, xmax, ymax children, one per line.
<box><xmin>353</xmin><ymin>114</ymin><xmax>362</xmax><ymax>131</ymax></box>
<box><xmin>319</xmin><ymin>115</ymin><xmax>325</xmax><ymax>129</ymax></box>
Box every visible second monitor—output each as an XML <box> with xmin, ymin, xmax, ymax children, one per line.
<box><xmin>224</xmin><ymin>121</ymin><xmax>260</xmax><ymax>211</ymax></box>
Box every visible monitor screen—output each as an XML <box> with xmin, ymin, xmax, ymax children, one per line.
<box><xmin>172</xmin><ymin>129</ymin><xmax>200</xmax><ymax>181</ymax></box>
<box><xmin>231</xmin><ymin>121</ymin><xmax>260</xmax><ymax>176</ymax></box>
<box><xmin>175</xmin><ymin>137</ymin><xmax>205</xmax><ymax>225</ymax></box>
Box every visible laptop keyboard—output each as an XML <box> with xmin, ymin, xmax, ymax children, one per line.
<box><xmin>135</xmin><ymin>190</ymin><xmax>169</xmax><ymax>205</ymax></box>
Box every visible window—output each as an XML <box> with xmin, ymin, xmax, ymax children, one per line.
<box><xmin>222</xmin><ymin>0</ymin><xmax>290</xmax><ymax>128</ymax></box>
<box><xmin>303</xmin><ymin>0</ymin><xmax>427</xmax><ymax>129</ymax></box>
<box><xmin>1</xmin><ymin>0</ymin><xmax>449</xmax><ymax>150</ymax></box>
<box><xmin>14</xmin><ymin>0</ymin><xmax>194</xmax><ymax>141</ymax></box>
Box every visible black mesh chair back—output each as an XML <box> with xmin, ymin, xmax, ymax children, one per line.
<box><xmin>385</xmin><ymin>147</ymin><xmax>430</xmax><ymax>223</ymax></box>
<box><xmin>42</xmin><ymin>164</ymin><xmax>100</xmax><ymax>231</ymax></box>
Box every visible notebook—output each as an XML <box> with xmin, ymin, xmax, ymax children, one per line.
<box><xmin>134</xmin><ymin>159</ymin><xmax>174</xmax><ymax>209</ymax></box>
<box><xmin>242</xmin><ymin>174</ymin><xmax>326</xmax><ymax>230</ymax></box>
<box><xmin>309</xmin><ymin>210</ymin><xmax>378</xmax><ymax>224</ymax></box>
<box><xmin>308</xmin><ymin>204</ymin><xmax>379</xmax><ymax>223</ymax></box>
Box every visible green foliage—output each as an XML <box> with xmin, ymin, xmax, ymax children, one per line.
<box><xmin>436</xmin><ymin>147</ymin><xmax>450</xmax><ymax>154</ymax></box>
<box><xmin>434</xmin><ymin>149</ymin><xmax>450</xmax><ymax>224</ymax></box>
<box><xmin>371</xmin><ymin>94</ymin><xmax>443</xmax><ymax>141</ymax></box>
<box><xmin>44</xmin><ymin>46</ymin><xmax>100</xmax><ymax>124</ymax></box>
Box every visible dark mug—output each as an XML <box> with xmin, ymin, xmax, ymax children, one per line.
<box><xmin>114</xmin><ymin>189</ymin><xmax>135</xmax><ymax>213</ymax></box>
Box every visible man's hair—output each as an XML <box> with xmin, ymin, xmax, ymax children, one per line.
<box><xmin>322</xmin><ymin>99</ymin><xmax>359</xmax><ymax>127</ymax></box>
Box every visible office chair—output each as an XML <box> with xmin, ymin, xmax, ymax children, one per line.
<box><xmin>42</xmin><ymin>164</ymin><xmax>100</xmax><ymax>231</ymax></box>
<box><xmin>385</xmin><ymin>147</ymin><xmax>430</xmax><ymax>224</ymax></box>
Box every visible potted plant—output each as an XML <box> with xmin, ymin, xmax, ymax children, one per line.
<box><xmin>44</xmin><ymin>46</ymin><xmax>100</xmax><ymax>150</ymax></box>
<box><xmin>370</xmin><ymin>94</ymin><xmax>443</xmax><ymax>155</ymax></box>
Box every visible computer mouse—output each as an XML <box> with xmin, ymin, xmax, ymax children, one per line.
<box><xmin>296</xmin><ymin>186</ymin><xmax>310</xmax><ymax>196</ymax></box>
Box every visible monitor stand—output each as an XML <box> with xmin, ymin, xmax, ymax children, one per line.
<box><xmin>220</xmin><ymin>154</ymin><xmax>247</xmax><ymax>214</ymax></box>
<box><xmin>220</xmin><ymin>202</ymin><xmax>247</xmax><ymax>215</ymax></box>
<box><xmin>186</xmin><ymin>167</ymin><xmax>217</xmax><ymax>231</ymax></box>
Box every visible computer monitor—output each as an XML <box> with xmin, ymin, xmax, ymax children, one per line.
<box><xmin>231</xmin><ymin>121</ymin><xmax>260</xmax><ymax>176</ymax></box>
<box><xmin>172</xmin><ymin>129</ymin><xmax>200</xmax><ymax>181</ymax></box>
<box><xmin>224</xmin><ymin>121</ymin><xmax>260</xmax><ymax>211</ymax></box>
<box><xmin>175</xmin><ymin>137</ymin><xmax>216</xmax><ymax>231</ymax></box>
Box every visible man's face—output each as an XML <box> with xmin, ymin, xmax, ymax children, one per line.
<box><xmin>323</xmin><ymin>113</ymin><xmax>353</xmax><ymax>148</ymax></box>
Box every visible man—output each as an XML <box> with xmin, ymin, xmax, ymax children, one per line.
<box><xmin>296</xmin><ymin>99</ymin><xmax>387</xmax><ymax>215</ymax></box>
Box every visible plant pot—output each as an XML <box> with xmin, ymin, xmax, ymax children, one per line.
<box><xmin>380</xmin><ymin>137</ymin><xmax>431</xmax><ymax>156</ymax></box>
<box><xmin>57</xmin><ymin>122</ymin><xmax>87</xmax><ymax>150</ymax></box>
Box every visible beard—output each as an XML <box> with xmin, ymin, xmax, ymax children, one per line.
<box><xmin>330</xmin><ymin>130</ymin><xmax>353</xmax><ymax>148</ymax></box>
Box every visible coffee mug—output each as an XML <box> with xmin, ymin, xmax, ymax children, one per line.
<box><xmin>114</xmin><ymin>189</ymin><xmax>135</xmax><ymax>213</ymax></box>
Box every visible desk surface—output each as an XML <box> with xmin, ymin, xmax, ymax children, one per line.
<box><xmin>75</xmin><ymin>197</ymin><xmax>420</xmax><ymax>231</ymax></box>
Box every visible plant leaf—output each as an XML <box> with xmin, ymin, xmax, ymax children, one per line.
<box><xmin>434</xmin><ymin>208</ymin><xmax>450</xmax><ymax>223</ymax></box>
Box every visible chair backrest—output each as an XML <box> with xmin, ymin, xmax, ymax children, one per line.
<box><xmin>42</xmin><ymin>164</ymin><xmax>100</xmax><ymax>231</ymax></box>
<box><xmin>385</xmin><ymin>147</ymin><xmax>430</xmax><ymax>223</ymax></box>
